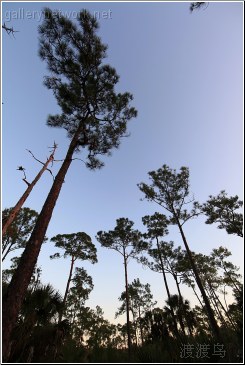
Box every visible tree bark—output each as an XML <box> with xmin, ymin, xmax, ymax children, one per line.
<box><xmin>176</xmin><ymin>219</ymin><xmax>221</xmax><ymax>341</ymax></box>
<box><xmin>2</xmin><ymin>121</ymin><xmax>85</xmax><ymax>362</ymax></box>
<box><xmin>2</xmin><ymin>147</ymin><xmax>56</xmax><ymax>237</ymax></box>
<box><xmin>59</xmin><ymin>256</ymin><xmax>75</xmax><ymax>323</ymax></box>
<box><xmin>123</xmin><ymin>250</ymin><xmax>132</xmax><ymax>360</ymax></box>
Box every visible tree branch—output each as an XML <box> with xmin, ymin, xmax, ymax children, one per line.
<box><xmin>2</xmin><ymin>23</ymin><xmax>19</xmax><ymax>37</ymax></box>
<box><xmin>26</xmin><ymin>149</ymin><xmax>55</xmax><ymax>181</ymax></box>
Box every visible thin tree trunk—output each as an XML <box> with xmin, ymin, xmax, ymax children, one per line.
<box><xmin>2</xmin><ymin>147</ymin><xmax>57</xmax><ymax>237</ymax></box>
<box><xmin>59</xmin><ymin>256</ymin><xmax>75</xmax><ymax>323</ymax></box>
<box><xmin>123</xmin><ymin>250</ymin><xmax>132</xmax><ymax>360</ymax></box>
<box><xmin>138</xmin><ymin>306</ymin><xmax>144</xmax><ymax>345</ymax></box>
<box><xmin>2</xmin><ymin>221</ymin><xmax>25</xmax><ymax>260</ymax></box>
<box><xmin>210</xmin><ymin>291</ymin><xmax>229</xmax><ymax>331</ymax></box>
<box><xmin>2</xmin><ymin>119</ymin><xmax>87</xmax><ymax>362</ymax></box>
<box><xmin>131</xmin><ymin>309</ymin><xmax>138</xmax><ymax>346</ymax></box>
<box><xmin>209</xmin><ymin>282</ymin><xmax>237</xmax><ymax>330</ymax></box>
<box><xmin>173</xmin><ymin>274</ymin><xmax>187</xmax><ymax>336</ymax></box>
<box><xmin>156</xmin><ymin>238</ymin><xmax>181</xmax><ymax>340</ymax></box>
<box><xmin>190</xmin><ymin>281</ymin><xmax>204</xmax><ymax>309</ymax></box>
<box><xmin>2</xmin><ymin>236</ymin><xmax>11</xmax><ymax>255</ymax></box>
<box><xmin>222</xmin><ymin>265</ymin><xmax>242</xmax><ymax>294</ymax></box>
<box><xmin>207</xmin><ymin>287</ymin><xmax>226</xmax><ymax>326</ymax></box>
<box><xmin>2</xmin><ymin>244</ymin><xmax>13</xmax><ymax>261</ymax></box>
<box><xmin>174</xmin><ymin>274</ymin><xmax>183</xmax><ymax>303</ymax></box>
<box><xmin>176</xmin><ymin>219</ymin><xmax>221</xmax><ymax>341</ymax></box>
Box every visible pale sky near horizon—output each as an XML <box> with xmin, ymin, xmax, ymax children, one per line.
<box><xmin>2</xmin><ymin>1</ymin><xmax>243</xmax><ymax>324</ymax></box>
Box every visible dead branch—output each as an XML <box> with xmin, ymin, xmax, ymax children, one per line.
<box><xmin>26</xmin><ymin>149</ymin><xmax>55</xmax><ymax>181</ymax></box>
<box><xmin>17</xmin><ymin>166</ymin><xmax>31</xmax><ymax>185</ymax></box>
<box><xmin>2</xmin><ymin>23</ymin><xmax>19</xmax><ymax>37</ymax></box>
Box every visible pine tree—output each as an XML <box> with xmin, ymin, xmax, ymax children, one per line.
<box><xmin>96</xmin><ymin>218</ymin><xmax>145</xmax><ymax>359</ymax></box>
<box><xmin>50</xmin><ymin>232</ymin><xmax>97</xmax><ymax>322</ymax></box>
<box><xmin>138</xmin><ymin>165</ymin><xmax>221</xmax><ymax>340</ymax></box>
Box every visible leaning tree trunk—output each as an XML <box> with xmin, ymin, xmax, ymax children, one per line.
<box><xmin>208</xmin><ymin>281</ymin><xmax>237</xmax><ymax>331</ymax></box>
<box><xmin>59</xmin><ymin>256</ymin><xmax>75</xmax><ymax>323</ymax></box>
<box><xmin>176</xmin><ymin>218</ymin><xmax>222</xmax><ymax>341</ymax></box>
<box><xmin>123</xmin><ymin>250</ymin><xmax>132</xmax><ymax>360</ymax></box>
<box><xmin>2</xmin><ymin>147</ymin><xmax>57</xmax><ymax>237</ymax></box>
<box><xmin>190</xmin><ymin>281</ymin><xmax>204</xmax><ymax>309</ymax></box>
<box><xmin>222</xmin><ymin>265</ymin><xmax>242</xmax><ymax>295</ymax></box>
<box><xmin>2</xmin><ymin>119</ymin><xmax>86</xmax><ymax>362</ymax></box>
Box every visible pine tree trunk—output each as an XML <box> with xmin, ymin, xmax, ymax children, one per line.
<box><xmin>138</xmin><ymin>306</ymin><xmax>144</xmax><ymax>345</ymax></box>
<box><xmin>222</xmin><ymin>265</ymin><xmax>242</xmax><ymax>294</ymax></box>
<box><xmin>208</xmin><ymin>281</ymin><xmax>237</xmax><ymax>330</ymax></box>
<box><xmin>2</xmin><ymin>148</ymin><xmax>56</xmax><ymax>237</ymax></box>
<box><xmin>190</xmin><ymin>281</ymin><xmax>204</xmax><ymax>309</ymax></box>
<box><xmin>208</xmin><ymin>288</ymin><xmax>226</xmax><ymax>326</ymax></box>
<box><xmin>156</xmin><ymin>238</ymin><xmax>181</xmax><ymax>340</ymax></box>
<box><xmin>173</xmin><ymin>274</ymin><xmax>187</xmax><ymax>336</ymax></box>
<box><xmin>2</xmin><ymin>122</ymin><xmax>85</xmax><ymax>362</ymax></box>
<box><xmin>176</xmin><ymin>220</ymin><xmax>221</xmax><ymax>341</ymax></box>
<box><xmin>123</xmin><ymin>251</ymin><xmax>132</xmax><ymax>360</ymax></box>
<box><xmin>59</xmin><ymin>256</ymin><xmax>75</xmax><ymax>323</ymax></box>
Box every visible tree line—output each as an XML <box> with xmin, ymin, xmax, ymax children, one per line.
<box><xmin>2</xmin><ymin>166</ymin><xmax>243</xmax><ymax>362</ymax></box>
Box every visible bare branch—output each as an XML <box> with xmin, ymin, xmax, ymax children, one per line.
<box><xmin>17</xmin><ymin>166</ymin><xmax>31</xmax><ymax>185</ymax></box>
<box><xmin>53</xmin><ymin>157</ymin><xmax>86</xmax><ymax>165</ymax></box>
<box><xmin>2</xmin><ymin>23</ymin><xmax>19</xmax><ymax>37</ymax></box>
<box><xmin>26</xmin><ymin>149</ymin><xmax>55</xmax><ymax>181</ymax></box>
<box><xmin>22</xmin><ymin>179</ymin><xmax>31</xmax><ymax>187</ymax></box>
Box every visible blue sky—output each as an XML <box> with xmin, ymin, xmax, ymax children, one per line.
<box><xmin>2</xmin><ymin>1</ymin><xmax>243</xmax><ymax>324</ymax></box>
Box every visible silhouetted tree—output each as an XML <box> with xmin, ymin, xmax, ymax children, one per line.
<box><xmin>138</xmin><ymin>165</ymin><xmax>221</xmax><ymax>340</ymax></box>
<box><xmin>3</xmin><ymin>256</ymin><xmax>42</xmax><ymax>294</ymax></box>
<box><xmin>2</xmin><ymin>9</ymin><xmax>137</xmax><ymax>360</ymax></box>
<box><xmin>163</xmin><ymin>294</ymin><xmax>196</xmax><ymax>337</ymax></box>
<box><xmin>50</xmin><ymin>232</ymin><xmax>97</xmax><ymax>322</ymax></box>
<box><xmin>2</xmin><ymin>207</ymin><xmax>38</xmax><ymax>261</ymax></box>
<box><xmin>211</xmin><ymin>246</ymin><xmax>242</xmax><ymax>294</ymax></box>
<box><xmin>200</xmin><ymin>191</ymin><xmax>243</xmax><ymax>237</ymax></box>
<box><xmin>190</xmin><ymin>2</ymin><xmax>208</xmax><ymax>13</ymax></box>
<box><xmin>141</xmin><ymin>213</ymin><xmax>182</xmax><ymax>340</ymax></box>
<box><xmin>116</xmin><ymin>278</ymin><xmax>156</xmax><ymax>344</ymax></box>
<box><xmin>228</xmin><ymin>285</ymin><xmax>243</xmax><ymax>344</ymax></box>
<box><xmin>9</xmin><ymin>284</ymin><xmax>63</xmax><ymax>362</ymax></box>
<box><xmin>66</xmin><ymin>267</ymin><xmax>93</xmax><ymax>338</ymax></box>
<box><xmin>96</xmin><ymin>218</ymin><xmax>146</xmax><ymax>359</ymax></box>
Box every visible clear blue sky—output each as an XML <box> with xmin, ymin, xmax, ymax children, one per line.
<box><xmin>2</xmin><ymin>1</ymin><xmax>243</xmax><ymax>324</ymax></box>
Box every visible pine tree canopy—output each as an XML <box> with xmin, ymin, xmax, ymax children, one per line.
<box><xmin>38</xmin><ymin>8</ymin><xmax>137</xmax><ymax>169</ymax></box>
